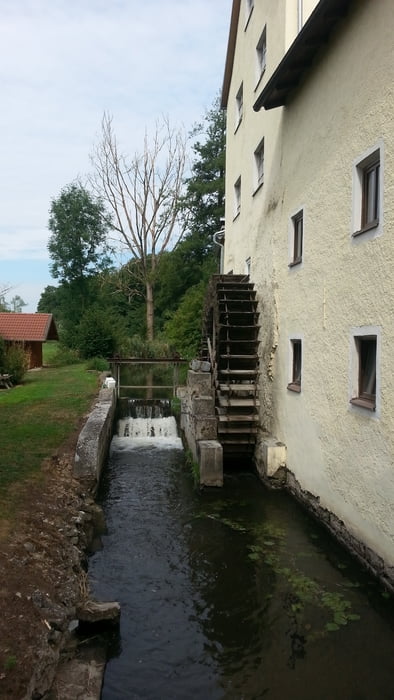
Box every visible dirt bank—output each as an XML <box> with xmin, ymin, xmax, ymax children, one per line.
<box><xmin>0</xmin><ymin>422</ymin><xmax>105</xmax><ymax>700</ymax></box>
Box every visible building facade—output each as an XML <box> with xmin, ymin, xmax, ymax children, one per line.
<box><xmin>221</xmin><ymin>0</ymin><xmax>394</xmax><ymax>583</ymax></box>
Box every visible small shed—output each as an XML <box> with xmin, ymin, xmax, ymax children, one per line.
<box><xmin>0</xmin><ymin>313</ymin><xmax>59</xmax><ymax>369</ymax></box>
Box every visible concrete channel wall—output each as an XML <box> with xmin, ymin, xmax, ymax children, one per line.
<box><xmin>74</xmin><ymin>386</ymin><xmax>117</xmax><ymax>494</ymax></box>
<box><xmin>180</xmin><ymin>367</ymin><xmax>223</xmax><ymax>487</ymax></box>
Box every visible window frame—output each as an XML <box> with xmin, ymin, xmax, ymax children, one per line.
<box><xmin>289</xmin><ymin>209</ymin><xmax>303</xmax><ymax>267</ymax></box>
<box><xmin>352</xmin><ymin>143</ymin><xmax>383</xmax><ymax>241</ymax></box>
<box><xmin>287</xmin><ymin>338</ymin><xmax>302</xmax><ymax>393</ymax></box>
<box><xmin>255</xmin><ymin>26</ymin><xmax>267</xmax><ymax>87</ymax></box>
<box><xmin>235</xmin><ymin>83</ymin><xmax>243</xmax><ymax>132</ymax></box>
<box><xmin>349</xmin><ymin>326</ymin><xmax>381</xmax><ymax>416</ymax></box>
<box><xmin>245</xmin><ymin>0</ymin><xmax>254</xmax><ymax>28</ymax></box>
<box><xmin>233</xmin><ymin>177</ymin><xmax>241</xmax><ymax>219</ymax></box>
<box><xmin>253</xmin><ymin>138</ymin><xmax>264</xmax><ymax>193</ymax></box>
<box><xmin>361</xmin><ymin>159</ymin><xmax>380</xmax><ymax>230</ymax></box>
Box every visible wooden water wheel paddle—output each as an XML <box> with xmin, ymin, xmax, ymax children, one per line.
<box><xmin>201</xmin><ymin>274</ymin><xmax>260</xmax><ymax>465</ymax></box>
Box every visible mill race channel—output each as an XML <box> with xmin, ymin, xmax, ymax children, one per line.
<box><xmin>88</xmin><ymin>406</ymin><xmax>394</xmax><ymax>699</ymax></box>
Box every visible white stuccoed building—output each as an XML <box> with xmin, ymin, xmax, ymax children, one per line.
<box><xmin>220</xmin><ymin>0</ymin><xmax>394</xmax><ymax>586</ymax></box>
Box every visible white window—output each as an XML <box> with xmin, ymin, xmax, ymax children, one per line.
<box><xmin>245</xmin><ymin>257</ymin><xmax>251</xmax><ymax>275</ymax></box>
<box><xmin>234</xmin><ymin>177</ymin><xmax>241</xmax><ymax>218</ymax></box>
<box><xmin>256</xmin><ymin>27</ymin><xmax>267</xmax><ymax>84</ymax></box>
<box><xmin>349</xmin><ymin>326</ymin><xmax>381</xmax><ymax>417</ymax></box>
<box><xmin>352</xmin><ymin>142</ymin><xmax>383</xmax><ymax>241</ymax></box>
<box><xmin>253</xmin><ymin>138</ymin><xmax>264</xmax><ymax>191</ymax></box>
<box><xmin>235</xmin><ymin>83</ymin><xmax>243</xmax><ymax>130</ymax></box>
<box><xmin>245</xmin><ymin>0</ymin><xmax>254</xmax><ymax>27</ymax></box>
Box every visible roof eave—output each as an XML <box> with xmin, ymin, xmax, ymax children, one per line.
<box><xmin>221</xmin><ymin>0</ymin><xmax>241</xmax><ymax>110</ymax></box>
<box><xmin>253</xmin><ymin>0</ymin><xmax>353</xmax><ymax>112</ymax></box>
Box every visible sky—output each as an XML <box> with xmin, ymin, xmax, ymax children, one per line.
<box><xmin>0</xmin><ymin>0</ymin><xmax>231</xmax><ymax>312</ymax></box>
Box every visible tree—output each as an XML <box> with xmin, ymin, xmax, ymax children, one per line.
<box><xmin>155</xmin><ymin>96</ymin><xmax>226</xmax><ymax>347</ymax></box>
<box><xmin>91</xmin><ymin>113</ymin><xmax>187</xmax><ymax>341</ymax></box>
<box><xmin>181</xmin><ymin>94</ymin><xmax>226</xmax><ymax>246</ymax></box>
<box><xmin>48</xmin><ymin>182</ymin><xmax>113</xmax><ymax>288</ymax></box>
<box><xmin>47</xmin><ymin>183</ymin><xmax>113</xmax><ymax>342</ymax></box>
<box><xmin>163</xmin><ymin>280</ymin><xmax>207</xmax><ymax>358</ymax></box>
<box><xmin>0</xmin><ymin>284</ymin><xmax>13</xmax><ymax>311</ymax></box>
<box><xmin>10</xmin><ymin>295</ymin><xmax>27</xmax><ymax>313</ymax></box>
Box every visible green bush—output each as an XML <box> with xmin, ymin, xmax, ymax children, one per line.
<box><xmin>120</xmin><ymin>334</ymin><xmax>174</xmax><ymax>358</ymax></box>
<box><xmin>0</xmin><ymin>336</ymin><xmax>6</xmax><ymax>373</ymax></box>
<box><xmin>164</xmin><ymin>282</ymin><xmax>206</xmax><ymax>358</ymax></box>
<box><xmin>4</xmin><ymin>344</ymin><xmax>29</xmax><ymax>384</ymax></box>
<box><xmin>51</xmin><ymin>345</ymin><xmax>81</xmax><ymax>366</ymax></box>
<box><xmin>76</xmin><ymin>308</ymin><xmax>118</xmax><ymax>359</ymax></box>
<box><xmin>85</xmin><ymin>356</ymin><xmax>110</xmax><ymax>371</ymax></box>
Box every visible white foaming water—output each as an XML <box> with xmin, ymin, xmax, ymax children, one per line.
<box><xmin>112</xmin><ymin>416</ymin><xmax>183</xmax><ymax>450</ymax></box>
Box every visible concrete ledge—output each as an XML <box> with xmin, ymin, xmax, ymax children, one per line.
<box><xmin>74</xmin><ymin>387</ymin><xmax>116</xmax><ymax>494</ymax></box>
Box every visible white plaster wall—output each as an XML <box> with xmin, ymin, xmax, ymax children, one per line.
<box><xmin>223</xmin><ymin>0</ymin><xmax>394</xmax><ymax>566</ymax></box>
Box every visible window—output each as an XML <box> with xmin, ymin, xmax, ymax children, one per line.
<box><xmin>288</xmin><ymin>339</ymin><xmax>302</xmax><ymax>392</ymax></box>
<box><xmin>350</xmin><ymin>335</ymin><xmax>377</xmax><ymax>410</ymax></box>
<box><xmin>352</xmin><ymin>145</ymin><xmax>382</xmax><ymax>239</ymax></box>
<box><xmin>235</xmin><ymin>83</ymin><xmax>243</xmax><ymax>130</ymax></box>
<box><xmin>256</xmin><ymin>27</ymin><xmax>267</xmax><ymax>84</ymax></box>
<box><xmin>234</xmin><ymin>177</ymin><xmax>241</xmax><ymax>218</ymax></box>
<box><xmin>254</xmin><ymin>138</ymin><xmax>264</xmax><ymax>191</ymax></box>
<box><xmin>362</xmin><ymin>159</ymin><xmax>380</xmax><ymax>229</ymax></box>
<box><xmin>297</xmin><ymin>0</ymin><xmax>304</xmax><ymax>31</ymax></box>
<box><xmin>245</xmin><ymin>0</ymin><xmax>254</xmax><ymax>27</ymax></box>
<box><xmin>245</xmin><ymin>257</ymin><xmax>251</xmax><ymax>275</ymax></box>
<box><xmin>289</xmin><ymin>210</ymin><xmax>303</xmax><ymax>266</ymax></box>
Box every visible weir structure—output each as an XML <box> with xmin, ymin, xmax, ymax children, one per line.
<box><xmin>109</xmin><ymin>357</ymin><xmax>188</xmax><ymax>399</ymax></box>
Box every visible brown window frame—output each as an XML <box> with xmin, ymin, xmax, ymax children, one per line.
<box><xmin>289</xmin><ymin>210</ymin><xmax>303</xmax><ymax>267</ymax></box>
<box><xmin>350</xmin><ymin>335</ymin><xmax>376</xmax><ymax>410</ymax></box>
<box><xmin>353</xmin><ymin>150</ymin><xmax>381</xmax><ymax>238</ymax></box>
<box><xmin>287</xmin><ymin>339</ymin><xmax>302</xmax><ymax>393</ymax></box>
<box><xmin>361</xmin><ymin>159</ymin><xmax>380</xmax><ymax>229</ymax></box>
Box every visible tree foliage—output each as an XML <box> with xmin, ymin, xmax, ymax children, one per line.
<box><xmin>156</xmin><ymin>96</ymin><xmax>226</xmax><ymax>354</ymax></box>
<box><xmin>91</xmin><ymin>114</ymin><xmax>187</xmax><ymax>340</ymax></box>
<box><xmin>48</xmin><ymin>182</ymin><xmax>112</xmax><ymax>285</ymax></box>
<box><xmin>182</xmin><ymin>94</ymin><xmax>226</xmax><ymax>244</ymax></box>
<box><xmin>38</xmin><ymin>97</ymin><xmax>225</xmax><ymax>360</ymax></box>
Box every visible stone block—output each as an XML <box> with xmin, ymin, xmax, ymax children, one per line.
<box><xmin>198</xmin><ymin>440</ymin><xmax>223</xmax><ymax>487</ymax></box>
<box><xmin>186</xmin><ymin>369</ymin><xmax>213</xmax><ymax>396</ymax></box>
<box><xmin>190</xmin><ymin>359</ymin><xmax>211</xmax><ymax>372</ymax></box>
<box><xmin>192</xmin><ymin>395</ymin><xmax>215</xmax><ymax>416</ymax></box>
<box><xmin>257</xmin><ymin>436</ymin><xmax>287</xmax><ymax>478</ymax></box>
<box><xmin>193</xmin><ymin>415</ymin><xmax>217</xmax><ymax>440</ymax></box>
<box><xmin>77</xmin><ymin>600</ymin><xmax>120</xmax><ymax>624</ymax></box>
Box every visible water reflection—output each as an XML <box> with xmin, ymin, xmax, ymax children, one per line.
<box><xmin>89</xmin><ymin>440</ymin><xmax>394</xmax><ymax>700</ymax></box>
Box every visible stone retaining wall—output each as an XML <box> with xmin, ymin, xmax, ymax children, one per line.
<box><xmin>74</xmin><ymin>386</ymin><xmax>117</xmax><ymax>494</ymax></box>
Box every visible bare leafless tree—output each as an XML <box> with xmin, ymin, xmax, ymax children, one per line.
<box><xmin>90</xmin><ymin>113</ymin><xmax>187</xmax><ymax>340</ymax></box>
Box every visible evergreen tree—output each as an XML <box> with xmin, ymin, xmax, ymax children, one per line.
<box><xmin>182</xmin><ymin>94</ymin><xmax>226</xmax><ymax>245</ymax></box>
<box><xmin>157</xmin><ymin>95</ymin><xmax>226</xmax><ymax>353</ymax></box>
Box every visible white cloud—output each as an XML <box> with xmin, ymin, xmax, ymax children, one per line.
<box><xmin>0</xmin><ymin>0</ymin><xmax>230</xmax><ymax>288</ymax></box>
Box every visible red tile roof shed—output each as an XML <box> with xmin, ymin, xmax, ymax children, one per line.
<box><xmin>0</xmin><ymin>313</ymin><xmax>59</xmax><ymax>342</ymax></box>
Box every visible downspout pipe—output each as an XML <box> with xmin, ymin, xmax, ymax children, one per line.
<box><xmin>213</xmin><ymin>228</ymin><xmax>225</xmax><ymax>274</ymax></box>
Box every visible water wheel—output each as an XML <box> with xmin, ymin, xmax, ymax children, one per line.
<box><xmin>201</xmin><ymin>274</ymin><xmax>260</xmax><ymax>465</ymax></box>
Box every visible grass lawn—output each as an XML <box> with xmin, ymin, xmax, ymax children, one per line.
<box><xmin>0</xmin><ymin>344</ymin><xmax>100</xmax><ymax>518</ymax></box>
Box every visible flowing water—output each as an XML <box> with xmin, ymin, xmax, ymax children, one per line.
<box><xmin>89</xmin><ymin>407</ymin><xmax>394</xmax><ymax>699</ymax></box>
